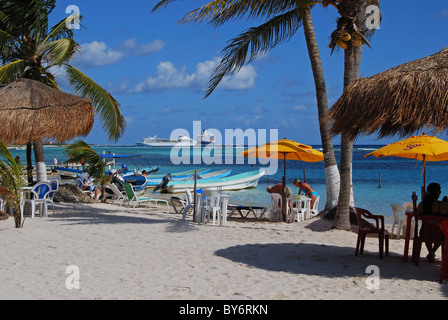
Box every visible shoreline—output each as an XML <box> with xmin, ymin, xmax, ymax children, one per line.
<box><xmin>0</xmin><ymin>202</ymin><xmax>446</xmax><ymax>300</ymax></box>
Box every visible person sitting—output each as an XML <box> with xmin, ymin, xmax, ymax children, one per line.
<box><xmin>79</xmin><ymin>171</ymin><xmax>100</xmax><ymax>200</ymax></box>
<box><xmin>293</xmin><ymin>179</ymin><xmax>318</xmax><ymax>208</ymax></box>
<box><xmin>266</xmin><ymin>183</ymin><xmax>292</xmax><ymax>198</ymax></box>
<box><xmin>417</xmin><ymin>182</ymin><xmax>448</xmax><ymax>262</ymax></box>
<box><xmin>266</xmin><ymin>183</ymin><xmax>293</xmax><ymax>217</ymax></box>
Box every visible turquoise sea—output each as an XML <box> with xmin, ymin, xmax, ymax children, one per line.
<box><xmin>13</xmin><ymin>144</ymin><xmax>446</xmax><ymax>223</ymax></box>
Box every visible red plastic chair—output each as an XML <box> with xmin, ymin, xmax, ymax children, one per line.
<box><xmin>439</xmin><ymin>221</ymin><xmax>448</xmax><ymax>283</ymax></box>
<box><xmin>412</xmin><ymin>215</ymin><xmax>447</xmax><ymax>266</ymax></box>
<box><xmin>354</xmin><ymin>207</ymin><xmax>389</xmax><ymax>259</ymax></box>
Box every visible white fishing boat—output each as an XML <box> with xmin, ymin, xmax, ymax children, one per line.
<box><xmin>146</xmin><ymin>169</ymin><xmax>231</xmax><ymax>186</ymax></box>
<box><xmin>166</xmin><ymin>169</ymin><xmax>265</xmax><ymax>193</ymax></box>
<box><xmin>137</xmin><ymin>135</ymin><xmax>197</xmax><ymax>147</ymax></box>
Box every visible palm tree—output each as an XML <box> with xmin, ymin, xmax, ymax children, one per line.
<box><xmin>0</xmin><ymin>138</ymin><xmax>25</xmax><ymax>228</ymax></box>
<box><xmin>0</xmin><ymin>0</ymin><xmax>125</xmax><ymax>182</ymax></box>
<box><xmin>153</xmin><ymin>0</ymin><xmax>379</xmax><ymax>221</ymax></box>
<box><xmin>64</xmin><ymin>139</ymin><xmax>109</xmax><ymax>202</ymax></box>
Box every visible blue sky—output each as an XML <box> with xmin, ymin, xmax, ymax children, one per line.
<box><xmin>51</xmin><ymin>1</ymin><xmax>448</xmax><ymax>146</ymax></box>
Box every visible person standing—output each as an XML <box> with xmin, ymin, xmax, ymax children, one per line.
<box><xmin>53</xmin><ymin>155</ymin><xmax>58</xmax><ymax>167</ymax></box>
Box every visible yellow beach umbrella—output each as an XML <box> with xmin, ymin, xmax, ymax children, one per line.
<box><xmin>242</xmin><ymin>138</ymin><xmax>324</xmax><ymax>221</ymax></box>
<box><xmin>365</xmin><ymin>133</ymin><xmax>448</xmax><ymax>193</ymax></box>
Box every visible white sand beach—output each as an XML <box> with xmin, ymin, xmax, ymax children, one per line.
<box><xmin>0</xmin><ymin>202</ymin><xmax>447</xmax><ymax>300</ymax></box>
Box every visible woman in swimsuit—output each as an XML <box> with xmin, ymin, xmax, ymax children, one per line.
<box><xmin>293</xmin><ymin>179</ymin><xmax>318</xmax><ymax>209</ymax></box>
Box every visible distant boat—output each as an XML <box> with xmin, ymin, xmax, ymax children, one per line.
<box><xmin>166</xmin><ymin>169</ymin><xmax>265</xmax><ymax>193</ymax></box>
<box><xmin>196</xmin><ymin>129</ymin><xmax>215</xmax><ymax>146</ymax></box>
<box><xmin>137</xmin><ymin>135</ymin><xmax>197</xmax><ymax>147</ymax></box>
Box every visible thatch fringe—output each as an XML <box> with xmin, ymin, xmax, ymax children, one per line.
<box><xmin>329</xmin><ymin>47</ymin><xmax>448</xmax><ymax>140</ymax></box>
<box><xmin>0</xmin><ymin>79</ymin><xmax>94</xmax><ymax>144</ymax></box>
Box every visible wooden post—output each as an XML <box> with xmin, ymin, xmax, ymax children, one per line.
<box><xmin>193</xmin><ymin>170</ymin><xmax>197</xmax><ymax>222</ymax></box>
<box><xmin>378</xmin><ymin>172</ymin><xmax>381</xmax><ymax>188</ymax></box>
<box><xmin>303</xmin><ymin>168</ymin><xmax>306</xmax><ymax>183</ymax></box>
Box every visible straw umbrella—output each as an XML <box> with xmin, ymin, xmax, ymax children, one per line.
<box><xmin>0</xmin><ymin>78</ymin><xmax>95</xmax><ymax>181</ymax></box>
<box><xmin>242</xmin><ymin>138</ymin><xmax>324</xmax><ymax>221</ymax></box>
<box><xmin>329</xmin><ymin>47</ymin><xmax>448</xmax><ymax>140</ymax></box>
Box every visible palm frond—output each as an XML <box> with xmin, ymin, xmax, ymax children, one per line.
<box><xmin>65</xmin><ymin>65</ymin><xmax>125</xmax><ymax>142</ymax></box>
<box><xmin>64</xmin><ymin>139</ymin><xmax>109</xmax><ymax>200</ymax></box>
<box><xmin>152</xmin><ymin>0</ymin><xmax>182</xmax><ymax>12</ymax></box>
<box><xmin>40</xmin><ymin>38</ymin><xmax>80</xmax><ymax>66</ymax></box>
<box><xmin>181</xmin><ymin>0</ymin><xmax>314</xmax><ymax>27</ymax></box>
<box><xmin>205</xmin><ymin>8</ymin><xmax>305</xmax><ymax>97</ymax></box>
<box><xmin>0</xmin><ymin>59</ymin><xmax>25</xmax><ymax>84</ymax></box>
<box><xmin>0</xmin><ymin>137</ymin><xmax>24</xmax><ymax>227</ymax></box>
<box><xmin>41</xmin><ymin>16</ymin><xmax>77</xmax><ymax>45</ymax></box>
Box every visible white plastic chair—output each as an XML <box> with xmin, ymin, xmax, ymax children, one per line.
<box><xmin>309</xmin><ymin>196</ymin><xmax>320</xmax><ymax>218</ymax></box>
<box><xmin>403</xmin><ymin>201</ymin><xmax>414</xmax><ymax>213</ymax></box>
<box><xmin>181</xmin><ymin>189</ymin><xmax>195</xmax><ymax>221</ymax></box>
<box><xmin>270</xmin><ymin>193</ymin><xmax>287</xmax><ymax>222</ymax></box>
<box><xmin>203</xmin><ymin>190</ymin><xmax>223</xmax><ymax>225</ymax></box>
<box><xmin>45</xmin><ymin>180</ymin><xmax>59</xmax><ymax>215</ymax></box>
<box><xmin>25</xmin><ymin>182</ymin><xmax>51</xmax><ymax>218</ymax></box>
<box><xmin>402</xmin><ymin>201</ymin><xmax>416</xmax><ymax>239</ymax></box>
<box><xmin>390</xmin><ymin>204</ymin><xmax>406</xmax><ymax>239</ymax></box>
<box><xmin>220</xmin><ymin>195</ymin><xmax>229</xmax><ymax>225</ymax></box>
<box><xmin>288</xmin><ymin>195</ymin><xmax>310</xmax><ymax>222</ymax></box>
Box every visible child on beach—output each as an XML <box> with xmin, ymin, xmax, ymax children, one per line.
<box><xmin>293</xmin><ymin>179</ymin><xmax>319</xmax><ymax>208</ymax></box>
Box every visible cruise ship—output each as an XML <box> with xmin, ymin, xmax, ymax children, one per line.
<box><xmin>137</xmin><ymin>135</ymin><xmax>197</xmax><ymax>147</ymax></box>
<box><xmin>196</xmin><ymin>129</ymin><xmax>215</xmax><ymax>146</ymax></box>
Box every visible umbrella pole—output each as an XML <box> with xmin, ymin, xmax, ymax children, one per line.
<box><xmin>283</xmin><ymin>153</ymin><xmax>287</xmax><ymax>223</ymax></box>
<box><xmin>422</xmin><ymin>155</ymin><xmax>426</xmax><ymax>200</ymax></box>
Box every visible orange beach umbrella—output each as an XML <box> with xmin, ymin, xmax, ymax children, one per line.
<box><xmin>242</xmin><ymin>138</ymin><xmax>324</xmax><ymax>221</ymax></box>
<box><xmin>365</xmin><ymin>133</ymin><xmax>448</xmax><ymax>194</ymax></box>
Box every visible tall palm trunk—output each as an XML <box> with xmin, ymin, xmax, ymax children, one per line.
<box><xmin>302</xmin><ymin>8</ymin><xmax>340</xmax><ymax>211</ymax></box>
<box><xmin>26</xmin><ymin>143</ymin><xmax>33</xmax><ymax>184</ymax></box>
<box><xmin>33</xmin><ymin>140</ymin><xmax>47</xmax><ymax>182</ymax></box>
<box><xmin>332</xmin><ymin>0</ymin><xmax>369</xmax><ymax>230</ymax></box>
<box><xmin>333</xmin><ymin>43</ymin><xmax>356</xmax><ymax>230</ymax></box>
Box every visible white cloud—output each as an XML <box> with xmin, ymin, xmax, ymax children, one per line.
<box><xmin>74</xmin><ymin>41</ymin><xmax>124</xmax><ymax>67</ymax></box>
<box><xmin>290</xmin><ymin>104</ymin><xmax>307</xmax><ymax>112</ymax></box>
<box><xmin>73</xmin><ymin>39</ymin><xmax>165</xmax><ymax>67</ymax></box>
<box><xmin>131</xmin><ymin>57</ymin><xmax>257</xmax><ymax>93</ymax></box>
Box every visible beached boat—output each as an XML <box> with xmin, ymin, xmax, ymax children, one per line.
<box><xmin>55</xmin><ymin>153</ymin><xmax>159</xmax><ymax>180</ymax></box>
<box><xmin>146</xmin><ymin>168</ymin><xmax>211</xmax><ymax>179</ymax></box>
<box><xmin>137</xmin><ymin>135</ymin><xmax>197</xmax><ymax>147</ymax></box>
<box><xmin>166</xmin><ymin>169</ymin><xmax>265</xmax><ymax>193</ymax></box>
<box><xmin>145</xmin><ymin>169</ymin><xmax>231</xmax><ymax>186</ymax></box>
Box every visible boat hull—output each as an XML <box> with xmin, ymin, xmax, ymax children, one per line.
<box><xmin>166</xmin><ymin>169</ymin><xmax>265</xmax><ymax>193</ymax></box>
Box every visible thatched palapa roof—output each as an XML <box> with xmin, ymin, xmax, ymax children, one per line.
<box><xmin>329</xmin><ymin>47</ymin><xmax>448</xmax><ymax>140</ymax></box>
<box><xmin>0</xmin><ymin>79</ymin><xmax>94</xmax><ymax>144</ymax></box>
